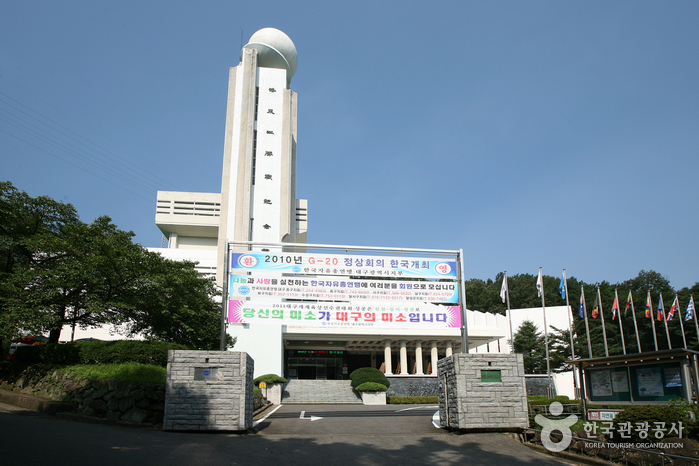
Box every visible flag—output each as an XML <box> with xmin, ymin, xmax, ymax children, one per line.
<box><xmin>625</xmin><ymin>291</ymin><xmax>632</xmax><ymax>318</ymax></box>
<box><xmin>536</xmin><ymin>269</ymin><xmax>544</xmax><ymax>297</ymax></box>
<box><xmin>500</xmin><ymin>274</ymin><xmax>508</xmax><ymax>304</ymax></box>
<box><xmin>686</xmin><ymin>296</ymin><xmax>696</xmax><ymax>321</ymax></box>
<box><xmin>592</xmin><ymin>294</ymin><xmax>599</xmax><ymax>319</ymax></box>
<box><xmin>611</xmin><ymin>295</ymin><xmax>619</xmax><ymax>321</ymax></box>
<box><xmin>578</xmin><ymin>294</ymin><xmax>584</xmax><ymax>318</ymax></box>
<box><xmin>645</xmin><ymin>291</ymin><xmax>652</xmax><ymax>318</ymax></box>
<box><xmin>559</xmin><ymin>273</ymin><xmax>566</xmax><ymax>300</ymax></box>
<box><xmin>657</xmin><ymin>297</ymin><xmax>665</xmax><ymax>321</ymax></box>
<box><xmin>667</xmin><ymin>296</ymin><xmax>679</xmax><ymax>321</ymax></box>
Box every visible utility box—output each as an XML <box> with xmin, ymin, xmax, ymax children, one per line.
<box><xmin>438</xmin><ymin>353</ymin><xmax>528</xmax><ymax>430</ymax></box>
<box><xmin>164</xmin><ymin>350</ymin><xmax>254</xmax><ymax>431</ymax></box>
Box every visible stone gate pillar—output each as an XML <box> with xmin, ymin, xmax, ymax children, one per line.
<box><xmin>438</xmin><ymin>353</ymin><xmax>528</xmax><ymax>430</ymax></box>
<box><xmin>163</xmin><ymin>350</ymin><xmax>254</xmax><ymax>431</ymax></box>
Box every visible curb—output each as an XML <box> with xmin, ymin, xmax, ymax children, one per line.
<box><xmin>0</xmin><ymin>389</ymin><xmax>73</xmax><ymax>415</ymax></box>
<box><xmin>253</xmin><ymin>403</ymin><xmax>277</xmax><ymax>418</ymax></box>
<box><xmin>523</xmin><ymin>442</ymin><xmax>615</xmax><ymax>465</ymax></box>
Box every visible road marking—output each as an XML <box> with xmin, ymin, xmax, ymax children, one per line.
<box><xmin>299</xmin><ymin>410</ymin><xmax>323</xmax><ymax>421</ymax></box>
<box><xmin>432</xmin><ymin>411</ymin><xmax>445</xmax><ymax>429</ymax></box>
<box><xmin>395</xmin><ymin>405</ymin><xmax>439</xmax><ymax>412</ymax></box>
<box><xmin>253</xmin><ymin>404</ymin><xmax>283</xmax><ymax>427</ymax></box>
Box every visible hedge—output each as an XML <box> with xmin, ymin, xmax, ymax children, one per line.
<box><xmin>349</xmin><ymin>367</ymin><xmax>390</xmax><ymax>390</ymax></box>
<box><xmin>388</xmin><ymin>396</ymin><xmax>439</xmax><ymax>404</ymax></box>
<box><xmin>355</xmin><ymin>382</ymin><xmax>387</xmax><ymax>392</ymax></box>
<box><xmin>254</xmin><ymin>374</ymin><xmax>287</xmax><ymax>386</ymax></box>
<box><xmin>12</xmin><ymin>340</ymin><xmax>189</xmax><ymax>367</ymax></box>
<box><xmin>613</xmin><ymin>404</ymin><xmax>698</xmax><ymax>441</ymax></box>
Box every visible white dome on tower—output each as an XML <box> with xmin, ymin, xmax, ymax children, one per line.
<box><xmin>243</xmin><ymin>28</ymin><xmax>298</xmax><ymax>83</ymax></box>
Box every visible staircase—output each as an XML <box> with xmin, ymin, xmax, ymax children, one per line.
<box><xmin>281</xmin><ymin>379</ymin><xmax>362</xmax><ymax>404</ymax></box>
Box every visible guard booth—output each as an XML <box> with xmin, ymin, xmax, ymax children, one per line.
<box><xmin>571</xmin><ymin>349</ymin><xmax>699</xmax><ymax>421</ymax></box>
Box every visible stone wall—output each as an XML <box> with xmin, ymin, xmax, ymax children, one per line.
<box><xmin>163</xmin><ymin>350</ymin><xmax>253</xmax><ymax>431</ymax></box>
<box><xmin>438</xmin><ymin>353</ymin><xmax>528</xmax><ymax>430</ymax></box>
<box><xmin>0</xmin><ymin>365</ymin><xmax>165</xmax><ymax>424</ymax></box>
<box><xmin>386</xmin><ymin>376</ymin><xmax>438</xmax><ymax>397</ymax></box>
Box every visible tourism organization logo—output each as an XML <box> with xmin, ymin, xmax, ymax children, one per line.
<box><xmin>534</xmin><ymin>402</ymin><xmax>578</xmax><ymax>452</ymax></box>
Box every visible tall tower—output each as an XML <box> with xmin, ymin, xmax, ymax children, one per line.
<box><xmin>217</xmin><ymin>28</ymin><xmax>307</xmax><ymax>286</ymax></box>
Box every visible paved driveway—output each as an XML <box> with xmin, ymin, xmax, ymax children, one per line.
<box><xmin>1</xmin><ymin>401</ymin><xmax>568</xmax><ymax>465</ymax></box>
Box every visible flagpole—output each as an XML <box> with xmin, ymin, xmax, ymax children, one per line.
<box><xmin>675</xmin><ymin>295</ymin><xmax>688</xmax><ymax>349</ymax></box>
<box><xmin>562</xmin><ymin>270</ymin><xmax>579</xmax><ymax>397</ymax></box>
<box><xmin>598</xmin><ymin>287</ymin><xmax>610</xmax><ymax>357</ymax></box>
<box><xmin>614</xmin><ymin>289</ymin><xmax>627</xmax><ymax>355</ymax></box>
<box><xmin>648</xmin><ymin>291</ymin><xmax>659</xmax><ymax>351</ymax></box>
<box><xmin>659</xmin><ymin>292</ymin><xmax>672</xmax><ymax>349</ymax></box>
<box><xmin>538</xmin><ymin>267</ymin><xmax>552</xmax><ymax>398</ymax></box>
<box><xmin>628</xmin><ymin>291</ymin><xmax>642</xmax><ymax>353</ymax></box>
<box><xmin>503</xmin><ymin>272</ymin><xmax>514</xmax><ymax>352</ymax></box>
<box><xmin>582</xmin><ymin>285</ymin><xmax>593</xmax><ymax>358</ymax></box>
<box><xmin>691</xmin><ymin>295</ymin><xmax>699</xmax><ymax>345</ymax></box>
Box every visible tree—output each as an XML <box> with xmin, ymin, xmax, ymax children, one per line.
<box><xmin>548</xmin><ymin>325</ymin><xmax>583</xmax><ymax>372</ymax></box>
<box><xmin>0</xmin><ymin>181</ymin><xmax>222</xmax><ymax>348</ymax></box>
<box><xmin>512</xmin><ymin>320</ymin><xmax>546</xmax><ymax>374</ymax></box>
<box><xmin>121</xmin><ymin>256</ymin><xmax>223</xmax><ymax>349</ymax></box>
<box><xmin>1</xmin><ymin>181</ymin><xmax>80</xmax><ymax>341</ymax></box>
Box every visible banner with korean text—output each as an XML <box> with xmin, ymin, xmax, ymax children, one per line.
<box><xmin>228</xmin><ymin>300</ymin><xmax>462</xmax><ymax>329</ymax></box>
<box><xmin>229</xmin><ymin>275</ymin><xmax>459</xmax><ymax>303</ymax></box>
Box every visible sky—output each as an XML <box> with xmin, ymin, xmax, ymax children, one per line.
<box><xmin>2</xmin><ymin>1</ymin><xmax>698</xmax><ymax>290</ymax></box>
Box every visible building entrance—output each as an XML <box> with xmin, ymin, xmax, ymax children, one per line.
<box><xmin>285</xmin><ymin>350</ymin><xmax>346</xmax><ymax>380</ymax></box>
<box><xmin>288</xmin><ymin>357</ymin><xmax>343</xmax><ymax>380</ymax></box>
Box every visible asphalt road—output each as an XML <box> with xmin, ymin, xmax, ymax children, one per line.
<box><xmin>0</xmin><ymin>402</ymin><xmax>569</xmax><ymax>465</ymax></box>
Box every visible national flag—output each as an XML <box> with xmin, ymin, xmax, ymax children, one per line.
<box><xmin>578</xmin><ymin>294</ymin><xmax>584</xmax><ymax>318</ymax></box>
<box><xmin>559</xmin><ymin>273</ymin><xmax>566</xmax><ymax>300</ymax></box>
<box><xmin>611</xmin><ymin>295</ymin><xmax>619</xmax><ymax>321</ymax></box>
<box><xmin>657</xmin><ymin>297</ymin><xmax>665</xmax><ymax>321</ymax></box>
<box><xmin>625</xmin><ymin>291</ymin><xmax>632</xmax><ymax>318</ymax></box>
<box><xmin>645</xmin><ymin>291</ymin><xmax>652</xmax><ymax>318</ymax></box>
<box><xmin>500</xmin><ymin>274</ymin><xmax>508</xmax><ymax>304</ymax></box>
<box><xmin>686</xmin><ymin>296</ymin><xmax>696</xmax><ymax>321</ymax></box>
<box><xmin>592</xmin><ymin>294</ymin><xmax>599</xmax><ymax>319</ymax></box>
<box><xmin>536</xmin><ymin>269</ymin><xmax>544</xmax><ymax>298</ymax></box>
<box><xmin>667</xmin><ymin>296</ymin><xmax>679</xmax><ymax>321</ymax></box>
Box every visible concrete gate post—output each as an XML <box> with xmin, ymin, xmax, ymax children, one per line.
<box><xmin>163</xmin><ymin>350</ymin><xmax>254</xmax><ymax>431</ymax></box>
<box><xmin>438</xmin><ymin>353</ymin><xmax>528</xmax><ymax>430</ymax></box>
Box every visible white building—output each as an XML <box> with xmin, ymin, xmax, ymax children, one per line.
<box><xmin>148</xmin><ymin>28</ymin><xmax>507</xmax><ymax>379</ymax></box>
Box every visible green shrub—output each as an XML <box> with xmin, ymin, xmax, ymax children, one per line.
<box><xmin>388</xmin><ymin>396</ymin><xmax>439</xmax><ymax>404</ymax></box>
<box><xmin>12</xmin><ymin>340</ymin><xmax>188</xmax><ymax>367</ymax></box>
<box><xmin>254</xmin><ymin>374</ymin><xmax>287</xmax><ymax>386</ymax></box>
<box><xmin>61</xmin><ymin>363</ymin><xmax>167</xmax><ymax>384</ymax></box>
<box><xmin>13</xmin><ymin>344</ymin><xmax>80</xmax><ymax>364</ymax></box>
<box><xmin>349</xmin><ymin>367</ymin><xmax>390</xmax><ymax>390</ymax></box>
<box><xmin>75</xmin><ymin>340</ymin><xmax>188</xmax><ymax>367</ymax></box>
<box><xmin>349</xmin><ymin>367</ymin><xmax>379</xmax><ymax>379</ymax></box>
<box><xmin>613</xmin><ymin>403</ymin><xmax>697</xmax><ymax>441</ymax></box>
<box><xmin>253</xmin><ymin>386</ymin><xmax>268</xmax><ymax>410</ymax></box>
<box><xmin>355</xmin><ymin>382</ymin><xmax>387</xmax><ymax>392</ymax></box>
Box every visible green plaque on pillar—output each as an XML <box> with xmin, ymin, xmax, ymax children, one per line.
<box><xmin>481</xmin><ymin>370</ymin><xmax>502</xmax><ymax>383</ymax></box>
